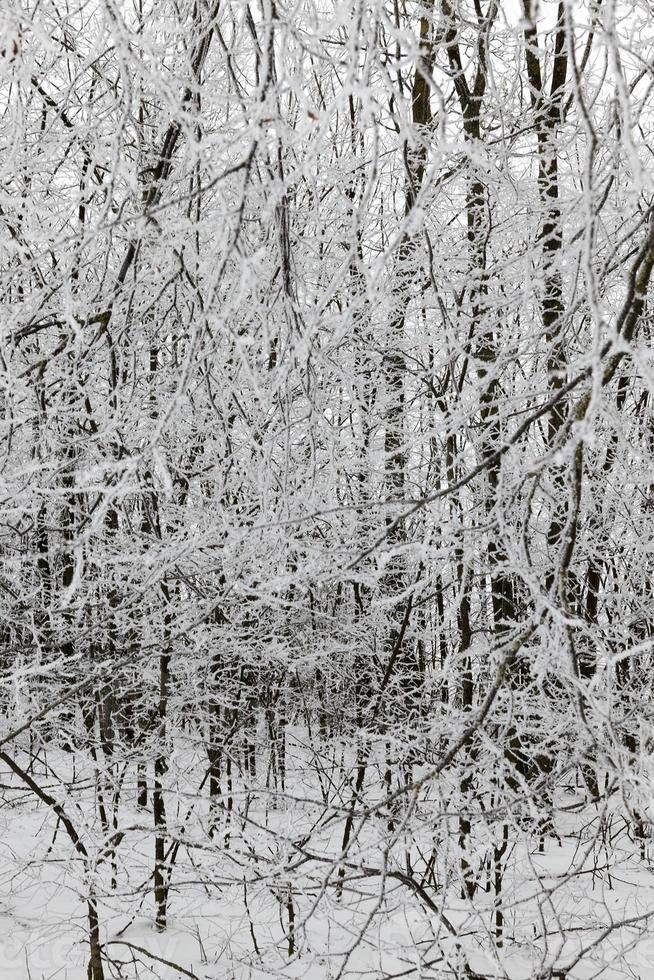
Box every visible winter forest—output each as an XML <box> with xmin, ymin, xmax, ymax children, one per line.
<box><xmin>1</xmin><ymin>0</ymin><xmax>654</xmax><ymax>977</ymax></box>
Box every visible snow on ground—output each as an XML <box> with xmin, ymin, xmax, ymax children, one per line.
<box><xmin>2</xmin><ymin>733</ymin><xmax>654</xmax><ymax>979</ymax></box>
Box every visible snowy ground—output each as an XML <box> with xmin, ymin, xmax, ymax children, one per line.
<box><xmin>2</xmin><ymin>731</ymin><xmax>654</xmax><ymax>979</ymax></box>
